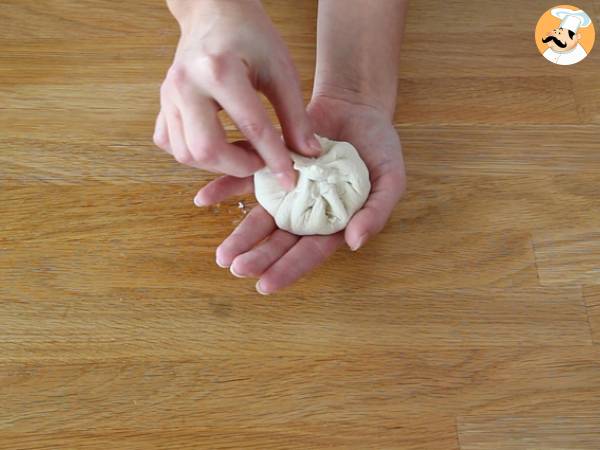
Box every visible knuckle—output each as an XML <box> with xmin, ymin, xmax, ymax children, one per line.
<box><xmin>271</xmin><ymin>158</ymin><xmax>293</xmax><ymax>175</ymax></box>
<box><xmin>198</xmin><ymin>53</ymin><xmax>230</xmax><ymax>84</ymax></box>
<box><xmin>189</xmin><ymin>143</ymin><xmax>216</xmax><ymax>165</ymax></box>
<box><xmin>238</xmin><ymin>121</ymin><xmax>267</xmax><ymax>142</ymax></box>
<box><xmin>167</xmin><ymin>64</ymin><xmax>187</xmax><ymax>88</ymax></box>
<box><xmin>174</xmin><ymin>152</ymin><xmax>194</xmax><ymax>165</ymax></box>
<box><xmin>159</xmin><ymin>81</ymin><xmax>171</xmax><ymax>99</ymax></box>
<box><xmin>153</xmin><ymin>131</ymin><xmax>168</xmax><ymax>149</ymax></box>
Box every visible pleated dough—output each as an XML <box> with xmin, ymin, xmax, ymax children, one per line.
<box><xmin>254</xmin><ymin>135</ymin><xmax>371</xmax><ymax>235</ymax></box>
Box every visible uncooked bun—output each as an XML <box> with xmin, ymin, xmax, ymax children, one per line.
<box><xmin>254</xmin><ymin>135</ymin><xmax>371</xmax><ymax>235</ymax></box>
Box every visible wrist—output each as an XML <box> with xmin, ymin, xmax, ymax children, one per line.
<box><xmin>167</xmin><ymin>0</ymin><xmax>263</xmax><ymax>34</ymax></box>
<box><xmin>309</xmin><ymin>92</ymin><xmax>395</xmax><ymax>130</ymax></box>
<box><xmin>311</xmin><ymin>81</ymin><xmax>397</xmax><ymax>122</ymax></box>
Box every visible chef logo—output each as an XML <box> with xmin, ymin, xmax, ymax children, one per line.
<box><xmin>535</xmin><ymin>5</ymin><xmax>595</xmax><ymax>65</ymax></box>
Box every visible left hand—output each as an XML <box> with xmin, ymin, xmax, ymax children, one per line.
<box><xmin>195</xmin><ymin>95</ymin><xmax>406</xmax><ymax>294</ymax></box>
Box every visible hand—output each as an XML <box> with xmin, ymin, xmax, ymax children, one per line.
<box><xmin>153</xmin><ymin>0</ymin><xmax>321</xmax><ymax>190</ymax></box>
<box><xmin>195</xmin><ymin>95</ymin><xmax>406</xmax><ymax>294</ymax></box>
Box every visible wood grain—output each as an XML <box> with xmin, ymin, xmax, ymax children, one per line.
<box><xmin>457</xmin><ymin>416</ymin><xmax>600</xmax><ymax>450</ymax></box>
<box><xmin>1</xmin><ymin>348</ymin><xmax>599</xmax><ymax>431</ymax></box>
<box><xmin>573</xmin><ymin>75</ymin><xmax>600</xmax><ymax>124</ymax></box>
<box><xmin>533</xmin><ymin>230</ymin><xmax>600</xmax><ymax>286</ymax></box>
<box><xmin>585</xmin><ymin>286</ymin><xmax>600</xmax><ymax>344</ymax></box>
<box><xmin>1</xmin><ymin>184</ymin><xmax>541</xmax><ymax>292</ymax></box>
<box><xmin>0</xmin><ymin>425</ymin><xmax>459</xmax><ymax>450</ymax></box>
<box><xmin>2</xmin><ymin>0</ymin><xmax>600</xmax><ymax>448</ymax></box>
<box><xmin>585</xmin><ymin>285</ymin><xmax>600</xmax><ymax>307</ymax></box>
<box><xmin>0</xmin><ymin>287</ymin><xmax>591</xmax><ymax>363</ymax></box>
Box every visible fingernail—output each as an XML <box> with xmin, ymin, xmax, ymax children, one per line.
<box><xmin>256</xmin><ymin>281</ymin><xmax>269</xmax><ymax>295</ymax></box>
<box><xmin>275</xmin><ymin>170</ymin><xmax>297</xmax><ymax>192</ymax></box>
<box><xmin>193</xmin><ymin>195</ymin><xmax>205</xmax><ymax>207</ymax></box>
<box><xmin>350</xmin><ymin>233</ymin><xmax>368</xmax><ymax>251</ymax></box>
<box><xmin>230</xmin><ymin>265</ymin><xmax>245</xmax><ymax>278</ymax></box>
<box><xmin>308</xmin><ymin>135</ymin><xmax>322</xmax><ymax>156</ymax></box>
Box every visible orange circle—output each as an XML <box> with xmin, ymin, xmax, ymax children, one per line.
<box><xmin>534</xmin><ymin>4</ymin><xmax>595</xmax><ymax>57</ymax></box>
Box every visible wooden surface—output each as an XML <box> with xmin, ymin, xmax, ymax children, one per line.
<box><xmin>1</xmin><ymin>0</ymin><xmax>600</xmax><ymax>448</ymax></box>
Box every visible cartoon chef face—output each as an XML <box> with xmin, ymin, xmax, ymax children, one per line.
<box><xmin>542</xmin><ymin>27</ymin><xmax>581</xmax><ymax>52</ymax></box>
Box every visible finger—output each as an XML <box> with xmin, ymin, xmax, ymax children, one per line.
<box><xmin>345</xmin><ymin>168</ymin><xmax>406</xmax><ymax>251</ymax></box>
<box><xmin>194</xmin><ymin>175</ymin><xmax>254</xmax><ymax>207</ymax></box>
<box><xmin>265</xmin><ymin>67</ymin><xmax>321</xmax><ymax>157</ymax></box>
<box><xmin>153</xmin><ymin>110</ymin><xmax>172</xmax><ymax>154</ymax></box>
<box><xmin>210</xmin><ymin>68</ymin><xmax>297</xmax><ymax>191</ymax></box>
<box><xmin>230</xmin><ymin>229</ymin><xmax>298</xmax><ymax>278</ymax></box>
<box><xmin>165</xmin><ymin>107</ymin><xmax>193</xmax><ymax>166</ymax></box>
<box><xmin>215</xmin><ymin>205</ymin><xmax>276</xmax><ymax>268</ymax></box>
<box><xmin>178</xmin><ymin>99</ymin><xmax>263</xmax><ymax>177</ymax></box>
<box><xmin>256</xmin><ymin>233</ymin><xmax>344</xmax><ymax>295</ymax></box>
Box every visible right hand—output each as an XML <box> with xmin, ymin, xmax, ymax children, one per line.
<box><xmin>154</xmin><ymin>0</ymin><xmax>321</xmax><ymax>191</ymax></box>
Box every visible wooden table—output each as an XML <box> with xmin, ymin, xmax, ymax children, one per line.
<box><xmin>2</xmin><ymin>1</ymin><xmax>600</xmax><ymax>448</ymax></box>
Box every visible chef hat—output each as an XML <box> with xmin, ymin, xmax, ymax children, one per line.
<box><xmin>551</xmin><ymin>8</ymin><xmax>592</xmax><ymax>33</ymax></box>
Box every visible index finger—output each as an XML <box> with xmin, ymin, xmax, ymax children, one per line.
<box><xmin>209</xmin><ymin>68</ymin><xmax>297</xmax><ymax>191</ymax></box>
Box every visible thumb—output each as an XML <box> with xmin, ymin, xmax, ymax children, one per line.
<box><xmin>265</xmin><ymin>65</ymin><xmax>322</xmax><ymax>157</ymax></box>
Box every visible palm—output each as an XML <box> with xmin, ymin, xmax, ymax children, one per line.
<box><xmin>307</xmin><ymin>97</ymin><xmax>406</xmax><ymax>213</ymax></box>
<box><xmin>196</xmin><ymin>97</ymin><xmax>406</xmax><ymax>294</ymax></box>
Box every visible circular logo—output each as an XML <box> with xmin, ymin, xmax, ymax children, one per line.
<box><xmin>535</xmin><ymin>4</ymin><xmax>595</xmax><ymax>65</ymax></box>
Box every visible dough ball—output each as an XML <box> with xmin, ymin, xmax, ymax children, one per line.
<box><xmin>254</xmin><ymin>135</ymin><xmax>371</xmax><ymax>235</ymax></box>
